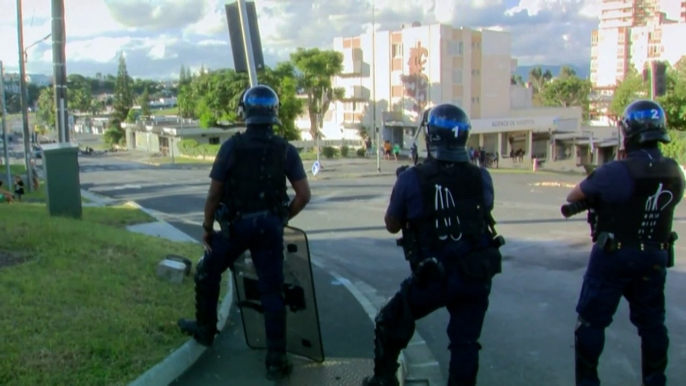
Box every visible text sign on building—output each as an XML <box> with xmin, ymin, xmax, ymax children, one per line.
<box><xmin>472</xmin><ymin>117</ymin><xmax>556</xmax><ymax>133</ymax></box>
<box><xmin>490</xmin><ymin>118</ymin><xmax>536</xmax><ymax>128</ymax></box>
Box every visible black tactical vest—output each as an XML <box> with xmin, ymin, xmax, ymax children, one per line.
<box><xmin>412</xmin><ymin>160</ymin><xmax>486</xmax><ymax>248</ymax></box>
<box><xmin>223</xmin><ymin>132</ymin><xmax>289</xmax><ymax>219</ymax></box>
<box><xmin>595</xmin><ymin>156</ymin><xmax>683</xmax><ymax>244</ymax></box>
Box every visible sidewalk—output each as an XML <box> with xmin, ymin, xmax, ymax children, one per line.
<box><xmin>171</xmin><ymin>262</ymin><xmax>378</xmax><ymax>385</ymax></box>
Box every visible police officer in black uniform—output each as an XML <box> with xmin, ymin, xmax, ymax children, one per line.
<box><xmin>178</xmin><ymin>85</ymin><xmax>311</xmax><ymax>380</ymax></box>
<box><xmin>565</xmin><ymin>99</ymin><xmax>684</xmax><ymax>386</ymax></box>
<box><xmin>362</xmin><ymin>103</ymin><xmax>503</xmax><ymax>386</ymax></box>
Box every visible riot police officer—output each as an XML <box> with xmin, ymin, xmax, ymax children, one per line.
<box><xmin>363</xmin><ymin>103</ymin><xmax>503</xmax><ymax>386</ymax></box>
<box><xmin>178</xmin><ymin>85</ymin><xmax>311</xmax><ymax>380</ymax></box>
<box><xmin>566</xmin><ymin>99</ymin><xmax>684</xmax><ymax>386</ymax></box>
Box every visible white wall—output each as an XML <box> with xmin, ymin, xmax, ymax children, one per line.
<box><xmin>480</xmin><ymin>29</ymin><xmax>512</xmax><ymax>118</ymax></box>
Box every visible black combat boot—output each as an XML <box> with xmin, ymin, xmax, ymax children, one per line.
<box><xmin>361</xmin><ymin>335</ymin><xmax>400</xmax><ymax>386</ymax></box>
<box><xmin>177</xmin><ymin>267</ymin><xmax>220</xmax><ymax>346</ymax></box>
<box><xmin>265</xmin><ymin>349</ymin><xmax>293</xmax><ymax>380</ymax></box>
<box><xmin>177</xmin><ymin>319</ymin><xmax>217</xmax><ymax>347</ymax></box>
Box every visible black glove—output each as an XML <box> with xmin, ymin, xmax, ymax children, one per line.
<box><xmin>396</xmin><ymin>165</ymin><xmax>410</xmax><ymax>177</ymax></box>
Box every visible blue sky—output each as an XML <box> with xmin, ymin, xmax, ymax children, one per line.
<box><xmin>0</xmin><ymin>0</ymin><xmax>680</xmax><ymax>80</ymax></box>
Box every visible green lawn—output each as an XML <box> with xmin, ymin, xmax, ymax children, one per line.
<box><xmin>151</xmin><ymin>107</ymin><xmax>179</xmax><ymax>116</ymax></box>
<box><xmin>0</xmin><ymin>203</ymin><xmax>204</xmax><ymax>386</ymax></box>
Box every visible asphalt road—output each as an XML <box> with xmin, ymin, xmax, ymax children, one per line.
<box><xmin>78</xmin><ymin>154</ymin><xmax>686</xmax><ymax>386</ymax></box>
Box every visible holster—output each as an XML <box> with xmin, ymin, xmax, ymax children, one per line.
<box><xmin>397</xmin><ymin>227</ymin><xmax>421</xmax><ymax>272</ymax></box>
<box><xmin>668</xmin><ymin>231</ymin><xmax>678</xmax><ymax>268</ymax></box>
<box><xmin>216</xmin><ymin>204</ymin><xmax>233</xmax><ymax>240</ymax></box>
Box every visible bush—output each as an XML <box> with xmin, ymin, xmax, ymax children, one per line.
<box><xmin>356</xmin><ymin>148</ymin><xmax>366</xmax><ymax>157</ymax></box>
<box><xmin>178</xmin><ymin>139</ymin><xmax>199</xmax><ymax>156</ymax></box>
<box><xmin>340</xmin><ymin>145</ymin><xmax>349</xmax><ymax>157</ymax></box>
<box><xmin>322</xmin><ymin>146</ymin><xmax>337</xmax><ymax>159</ymax></box>
<box><xmin>661</xmin><ymin>130</ymin><xmax>686</xmax><ymax>165</ymax></box>
<box><xmin>103</xmin><ymin>127</ymin><xmax>124</xmax><ymax>146</ymax></box>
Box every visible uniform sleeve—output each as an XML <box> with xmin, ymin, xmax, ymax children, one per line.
<box><xmin>579</xmin><ymin>162</ymin><xmax>632</xmax><ymax>203</ymax></box>
<box><xmin>480</xmin><ymin>168</ymin><xmax>495</xmax><ymax>212</ymax></box>
<box><xmin>209</xmin><ymin>139</ymin><xmax>234</xmax><ymax>182</ymax></box>
<box><xmin>386</xmin><ymin>169</ymin><xmax>423</xmax><ymax>222</ymax></box>
<box><xmin>285</xmin><ymin>144</ymin><xmax>307</xmax><ymax>183</ymax></box>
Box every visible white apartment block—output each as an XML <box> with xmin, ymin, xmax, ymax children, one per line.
<box><xmin>291</xmin><ymin>22</ymin><xmax>591</xmax><ymax>167</ymax></box>
<box><xmin>589</xmin><ymin>0</ymin><xmax>686</xmax><ymax>124</ymax></box>
<box><xmin>331</xmin><ymin>23</ymin><xmax>512</xmax><ymax>128</ymax></box>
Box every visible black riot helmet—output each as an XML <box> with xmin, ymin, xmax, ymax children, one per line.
<box><xmin>619</xmin><ymin>99</ymin><xmax>670</xmax><ymax>147</ymax></box>
<box><xmin>425</xmin><ymin>103</ymin><xmax>472</xmax><ymax>163</ymax></box>
<box><xmin>237</xmin><ymin>85</ymin><xmax>281</xmax><ymax>125</ymax></box>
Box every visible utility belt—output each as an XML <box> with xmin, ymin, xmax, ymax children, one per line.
<box><xmin>216</xmin><ymin>202</ymin><xmax>289</xmax><ymax>239</ymax></box>
<box><xmin>396</xmin><ymin>226</ymin><xmax>505</xmax><ymax>283</ymax></box>
<box><xmin>595</xmin><ymin>231</ymin><xmax>678</xmax><ymax>268</ymax></box>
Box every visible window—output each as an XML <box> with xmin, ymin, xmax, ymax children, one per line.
<box><xmin>452</xmin><ymin>69</ymin><xmax>463</xmax><ymax>84</ymax></box>
<box><xmin>392</xmin><ymin>43</ymin><xmax>403</xmax><ymax>58</ymax></box>
<box><xmin>209</xmin><ymin>137</ymin><xmax>220</xmax><ymax>145</ymax></box>
<box><xmin>471</xmin><ymin>69</ymin><xmax>480</xmax><ymax>76</ymax></box>
<box><xmin>448</xmin><ymin>41</ymin><xmax>463</xmax><ymax>56</ymax></box>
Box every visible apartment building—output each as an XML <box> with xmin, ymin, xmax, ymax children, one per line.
<box><xmin>589</xmin><ymin>0</ymin><xmax>686</xmax><ymax>124</ymax></box>
<box><xmin>293</xmin><ymin>22</ymin><xmax>583</xmax><ymax>165</ymax></box>
<box><xmin>590</xmin><ymin>0</ymin><xmax>661</xmax><ymax>88</ymax></box>
<box><xmin>328</xmin><ymin>23</ymin><xmax>512</xmax><ymax>144</ymax></box>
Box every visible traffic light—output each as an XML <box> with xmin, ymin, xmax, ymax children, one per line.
<box><xmin>654</xmin><ymin>61</ymin><xmax>667</xmax><ymax>97</ymax></box>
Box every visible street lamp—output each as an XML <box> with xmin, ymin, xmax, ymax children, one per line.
<box><xmin>372</xmin><ymin>0</ymin><xmax>380</xmax><ymax>173</ymax></box>
<box><xmin>24</xmin><ymin>33</ymin><xmax>52</xmax><ymax>64</ymax></box>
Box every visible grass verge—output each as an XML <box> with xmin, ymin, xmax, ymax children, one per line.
<box><xmin>0</xmin><ymin>203</ymin><xmax>203</xmax><ymax>386</ymax></box>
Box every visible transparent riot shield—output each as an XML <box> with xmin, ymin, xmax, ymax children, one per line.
<box><xmin>232</xmin><ymin>226</ymin><xmax>325</xmax><ymax>362</ymax></box>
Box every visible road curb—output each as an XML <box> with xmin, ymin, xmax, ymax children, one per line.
<box><xmin>532</xmin><ymin>181</ymin><xmax>577</xmax><ymax>188</ymax></box>
<box><xmin>311</xmin><ymin>255</ymin><xmax>444</xmax><ymax>386</ymax></box>
<box><xmin>80</xmin><ymin>189</ymin><xmax>117</xmax><ymax>205</ymax></box>
<box><xmin>125</xmin><ymin>202</ymin><xmax>235</xmax><ymax>386</ymax></box>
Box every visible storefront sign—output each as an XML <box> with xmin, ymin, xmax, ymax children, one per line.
<box><xmin>472</xmin><ymin>116</ymin><xmax>557</xmax><ymax>133</ymax></box>
<box><xmin>490</xmin><ymin>118</ymin><xmax>536</xmax><ymax>128</ymax></box>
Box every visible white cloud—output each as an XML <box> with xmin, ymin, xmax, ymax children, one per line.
<box><xmin>0</xmin><ymin>0</ymin><xmax>606</xmax><ymax>78</ymax></box>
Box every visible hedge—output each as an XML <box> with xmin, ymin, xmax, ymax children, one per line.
<box><xmin>177</xmin><ymin>139</ymin><xmax>220</xmax><ymax>158</ymax></box>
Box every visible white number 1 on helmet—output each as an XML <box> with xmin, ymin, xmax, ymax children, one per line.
<box><xmin>452</xmin><ymin>126</ymin><xmax>460</xmax><ymax>138</ymax></box>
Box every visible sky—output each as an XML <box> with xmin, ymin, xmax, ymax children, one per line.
<box><xmin>0</xmin><ymin>0</ymin><xmax>679</xmax><ymax>80</ymax></box>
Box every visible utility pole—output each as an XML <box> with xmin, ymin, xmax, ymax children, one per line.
<box><xmin>372</xmin><ymin>0</ymin><xmax>380</xmax><ymax>173</ymax></box>
<box><xmin>52</xmin><ymin>0</ymin><xmax>69</xmax><ymax>143</ymax></box>
<box><xmin>16</xmin><ymin>0</ymin><xmax>34</xmax><ymax>192</ymax></box>
<box><xmin>1</xmin><ymin>61</ymin><xmax>11</xmax><ymax>185</ymax></box>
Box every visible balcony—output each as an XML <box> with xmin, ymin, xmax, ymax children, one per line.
<box><xmin>339</xmin><ymin>47</ymin><xmax>364</xmax><ymax>76</ymax></box>
<box><xmin>341</xmin><ymin>85</ymin><xmax>370</xmax><ymax>101</ymax></box>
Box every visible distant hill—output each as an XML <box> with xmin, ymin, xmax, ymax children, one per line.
<box><xmin>514</xmin><ymin>64</ymin><xmax>590</xmax><ymax>81</ymax></box>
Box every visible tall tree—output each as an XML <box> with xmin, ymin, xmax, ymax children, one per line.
<box><xmin>113</xmin><ymin>54</ymin><xmax>133</xmax><ymax>123</ymax></box>
<box><xmin>540</xmin><ymin>74</ymin><xmax>592</xmax><ymax>120</ymax></box>
<box><xmin>36</xmin><ymin>86</ymin><xmax>56</xmax><ymax>129</ymax></box>
<box><xmin>608</xmin><ymin>68</ymin><xmax>648</xmax><ymax>121</ymax></box>
<box><xmin>528</xmin><ymin>67</ymin><xmax>553</xmax><ymax>93</ymax></box>
<box><xmin>139</xmin><ymin>87</ymin><xmax>150</xmax><ymax>118</ymax></box>
<box><xmin>290</xmin><ymin>48</ymin><xmax>345</xmax><ymax>139</ymax></box>
<box><xmin>657</xmin><ymin>57</ymin><xmax>686</xmax><ymax>131</ymax></box>
<box><xmin>179</xmin><ymin>65</ymin><xmax>187</xmax><ymax>84</ymax></box>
